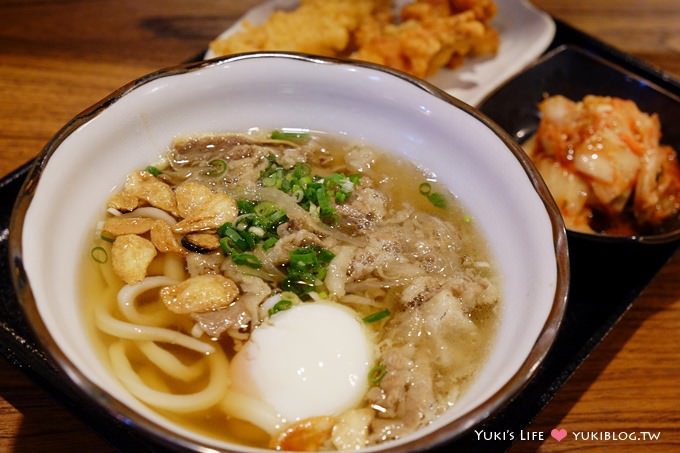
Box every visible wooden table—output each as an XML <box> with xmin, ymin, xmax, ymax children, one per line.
<box><xmin>1</xmin><ymin>0</ymin><xmax>678</xmax><ymax>451</ymax></box>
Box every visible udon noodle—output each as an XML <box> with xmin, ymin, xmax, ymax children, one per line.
<box><xmin>82</xmin><ymin>130</ymin><xmax>500</xmax><ymax>450</ymax></box>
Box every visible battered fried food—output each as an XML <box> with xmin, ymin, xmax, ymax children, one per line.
<box><xmin>209</xmin><ymin>0</ymin><xmax>391</xmax><ymax>57</ymax></box>
<box><xmin>352</xmin><ymin>0</ymin><xmax>498</xmax><ymax>77</ymax></box>
<box><xmin>209</xmin><ymin>0</ymin><xmax>499</xmax><ymax>79</ymax></box>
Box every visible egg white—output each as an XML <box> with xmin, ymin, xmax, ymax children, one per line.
<box><xmin>230</xmin><ymin>301</ymin><xmax>375</xmax><ymax>423</ymax></box>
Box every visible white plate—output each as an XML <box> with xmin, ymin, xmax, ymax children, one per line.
<box><xmin>204</xmin><ymin>0</ymin><xmax>555</xmax><ymax>106</ymax></box>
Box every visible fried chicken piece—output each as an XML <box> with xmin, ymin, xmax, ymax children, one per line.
<box><xmin>351</xmin><ymin>18</ymin><xmax>442</xmax><ymax>79</ymax></box>
<box><xmin>210</xmin><ymin>0</ymin><xmax>499</xmax><ymax>79</ymax></box>
<box><xmin>209</xmin><ymin>0</ymin><xmax>390</xmax><ymax>57</ymax></box>
<box><xmin>351</xmin><ymin>0</ymin><xmax>498</xmax><ymax>77</ymax></box>
<box><xmin>450</xmin><ymin>0</ymin><xmax>497</xmax><ymax>18</ymax></box>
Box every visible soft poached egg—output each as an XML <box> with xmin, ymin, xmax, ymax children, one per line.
<box><xmin>230</xmin><ymin>300</ymin><xmax>375</xmax><ymax>424</ymax></box>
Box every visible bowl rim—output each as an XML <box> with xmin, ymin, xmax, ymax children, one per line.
<box><xmin>478</xmin><ymin>43</ymin><xmax>680</xmax><ymax>245</ymax></box>
<box><xmin>9</xmin><ymin>51</ymin><xmax>570</xmax><ymax>452</ymax></box>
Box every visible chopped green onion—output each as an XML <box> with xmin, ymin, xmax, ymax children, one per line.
<box><xmin>217</xmin><ymin>223</ymin><xmax>230</xmax><ymax>237</ymax></box>
<box><xmin>262</xmin><ymin>174</ymin><xmax>279</xmax><ymax>187</ymax></box>
<box><xmin>363</xmin><ymin>308</ymin><xmax>391</xmax><ymax>323</ymax></box>
<box><xmin>240</xmin><ymin>229</ymin><xmax>257</xmax><ymax>250</ymax></box>
<box><xmin>283</xmin><ymin>246</ymin><xmax>335</xmax><ymax>298</ymax></box>
<box><xmin>248</xmin><ymin>226</ymin><xmax>266</xmax><ymax>237</ymax></box>
<box><xmin>427</xmin><ymin>193</ymin><xmax>447</xmax><ymax>208</ymax></box>
<box><xmin>419</xmin><ymin>182</ymin><xmax>447</xmax><ymax>208</ymax></box>
<box><xmin>218</xmin><ymin>224</ymin><xmax>249</xmax><ymax>251</ymax></box>
<box><xmin>266</xmin><ymin>209</ymin><xmax>287</xmax><ymax>227</ymax></box>
<box><xmin>100</xmin><ymin>234</ymin><xmax>115</xmax><ymax>243</ymax></box>
<box><xmin>145</xmin><ymin>165</ymin><xmax>161</xmax><ymax>176</ymax></box>
<box><xmin>291</xmin><ymin>249</ymin><xmax>317</xmax><ymax>268</ymax></box>
<box><xmin>317</xmin><ymin>248</ymin><xmax>335</xmax><ymax>265</ymax></box>
<box><xmin>293</xmin><ymin>163</ymin><xmax>311</xmax><ymax>178</ymax></box>
<box><xmin>368</xmin><ymin>363</ymin><xmax>387</xmax><ymax>386</ymax></box>
<box><xmin>218</xmin><ymin>237</ymin><xmax>234</xmax><ymax>255</ymax></box>
<box><xmin>258</xmin><ymin>156</ymin><xmax>361</xmax><ymax>225</ymax></box>
<box><xmin>262</xmin><ymin>237</ymin><xmax>278</xmax><ymax>250</ymax></box>
<box><xmin>237</xmin><ymin>199</ymin><xmax>257</xmax><ymax>214</ymax></box>
<box><xmin>254</xmin><ymin>201</ymin><xmax>277</xmax><ymax>217</ymax></box>
<box><xmin>203</xmin><ymin>159</ymin><xmax>227</xmax><ymax>177</ymax></box>
<box><xmin>292</xmin><ymin>188</ymin><xmax>305</xmax><ymax>202</ymax></box>
<box><xmin>270</xmin><ymin>130</ymin><xmax>310</xmax><ymax>142</ymax></box>
<box><xmin>90</xmin><ymin>246</ymin><xmax>108</xmax><ymax>264</ymax></box>
<box><xmin>218</xmin><ymin>200</ymin><xmax>287</xmax><ymax>257</ymax></box>
<box><xmin>231</xmin><ymin>253</ymin><xmax>262</xmax><ymax>269</ymax></box>
<box><xmin>268</xmin><ymin>299</ymin><xmax>293</xmax><ymax>317</ymax></box>
<box><xmin>316</xmin><ymin>187</ymin><xmax>336</xmax><ymax>223</ymax></box>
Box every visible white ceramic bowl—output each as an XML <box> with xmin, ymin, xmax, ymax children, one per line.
<box><xmin>10</xmin><ymin>53</ymin><xmax>569</xmax><ymax>452</ymax></box>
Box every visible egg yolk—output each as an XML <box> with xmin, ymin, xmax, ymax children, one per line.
<box><xmin>229</xmin><ymin>301</ymin><xmax>375</xmax><ymax>423</ymax></box>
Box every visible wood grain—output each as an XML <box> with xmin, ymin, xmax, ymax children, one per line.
<box><xmin>0</xmin><ymin>0</ymin><xmax>678</xmax><ymax>451</ymax></box>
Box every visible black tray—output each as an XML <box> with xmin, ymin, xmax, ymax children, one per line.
<box><xmin>2</xmin><ymin>19</ymin><xmax>679</xmax><ymax>452</ymax></box>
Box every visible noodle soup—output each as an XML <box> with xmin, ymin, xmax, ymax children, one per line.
<box><xmin>82</xmin><ymin>130</ymin><xmax>500</xmax><ymax>450</ymax></box>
